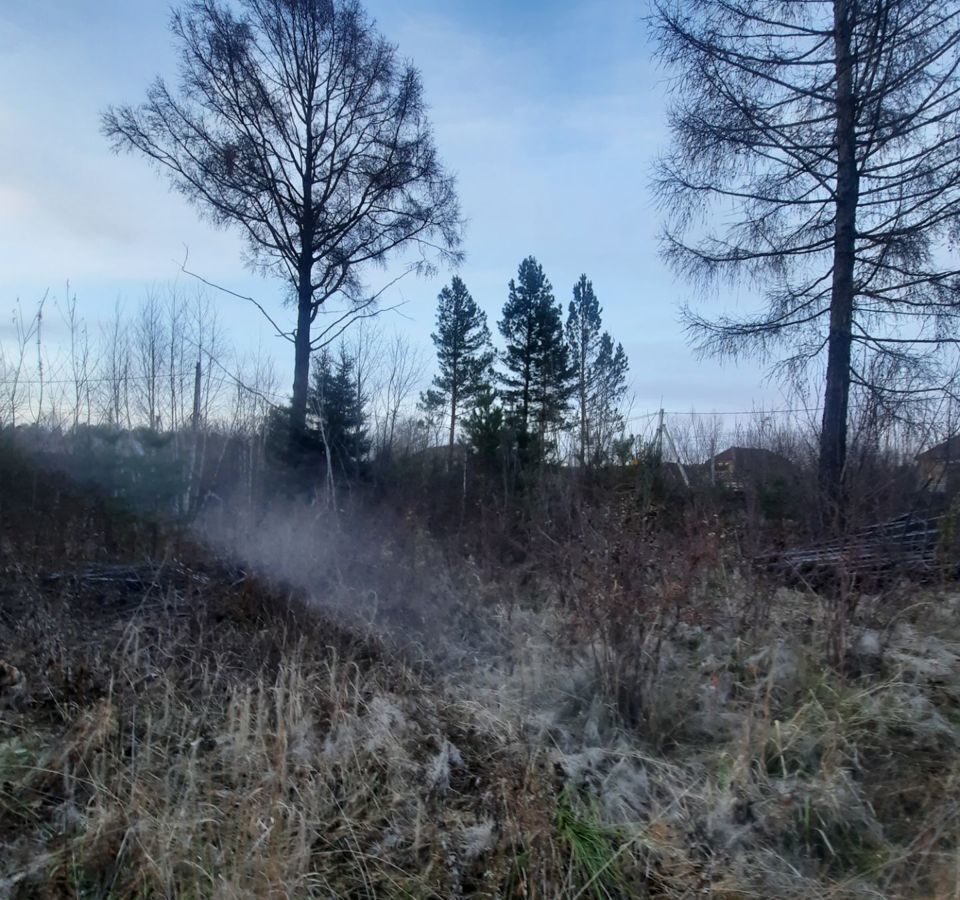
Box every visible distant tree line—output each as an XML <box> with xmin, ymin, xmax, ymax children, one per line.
<box><xmin>87</xmin><ymin>0</ymin><xmax>960</xmax><ymax>517</ymax></box>
<box><xmin>1</xmin><ymin>276</ymin><xmax>953</xmax><ymax>528</ymax></box>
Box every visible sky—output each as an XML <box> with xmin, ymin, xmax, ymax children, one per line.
<box><xmin>0</xmin><ymin>0</ymin><xmax>787</xmax><ymax>423</ymax></box>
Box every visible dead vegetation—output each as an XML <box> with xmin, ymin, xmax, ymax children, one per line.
<box><xmin>1</xmin><ymin>449</ymin><xmax>959</xmax><ymax>898</ymax></box>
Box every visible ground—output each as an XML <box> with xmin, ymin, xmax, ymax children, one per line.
<box><xmin>1</xmin><ymin>448</ymin><xmax>959</xmax><ymax>898</ymax></box>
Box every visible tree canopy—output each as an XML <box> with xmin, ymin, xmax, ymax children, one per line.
<box><xmin>499</xmin><ymin>256</ymin><xmax>574</xmax><ymax>461</ymax></box>
<box><xmin>428</xmin><ymin>276</ymin><xmax>495</xmax><ymax>452</ymax></box>
<box><xmin>103</xmin><ymin>0</ymin><xmax>462</xmax><ymax>436</ymax></box>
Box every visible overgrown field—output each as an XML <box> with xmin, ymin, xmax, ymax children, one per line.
<box><xmin>1</xmin><ymin>450</ymin><xmax>959</xmax><ymax>898</ymax></box>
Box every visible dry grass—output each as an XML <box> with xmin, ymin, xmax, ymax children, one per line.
<box><xmin>1</xmin><ymin>591</ymin><xmax>503</xmax><ymax>897</ymax></box>
<box><xmin>2</xmin><ymin>455</ymin><xmax>960</xmax><ymax>897</ymax></box>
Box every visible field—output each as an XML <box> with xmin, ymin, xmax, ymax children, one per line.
<box><xmin>1</xmin><ymin>445</ymin><xmax>959</xmax><ymax>898</ymax></box>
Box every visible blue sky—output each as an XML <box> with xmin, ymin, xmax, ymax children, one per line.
<box><xmin>0</xmin><ymin>0</ymin><xmax>783</xmax><ymax>420</ymax></box>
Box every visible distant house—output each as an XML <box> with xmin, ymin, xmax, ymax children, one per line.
<box><xmin>916</xmin><ymin>436</ymin><xmax>960</xmax><ymax>493</ymax></box>
<box><xmin>707</xmin><ymin>446</ymin><xmax>798</xmax><ymax>490</ymax></box>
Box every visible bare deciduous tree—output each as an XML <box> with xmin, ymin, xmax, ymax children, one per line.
<box><xmin>653</xmin><ymin>0</ymin><xmax>960</xmax><ymax>509</ymax></box>
<box><xmin>100</xmin><ymin>301</ymin><xmax>132</xmax><ymax>429</ymax></box>
<box><xmin>373</xmin><ymin>332</ymin><xmax>425</xmax><ymax>460</ymax></box>
<box><xmin>103</xmin><ymin>0</ymin><xmax>462</xmax><ymax>437</ymax></box>
<box><xmin>164</xmin><ymin>288</ymin><xmax>189</xmax><ymax>434</ymax></box>
<box><xmin>60</xmin><ymin>286</ymin><xmax>94</xmax><ymax>432</ymax></box>
<box><xmin>134</xmin><ymin>289</ymin><xmax>165</xmax><ymax>430</ymax></box>
<box><xmin>2</xmin><ymin>295</ymin><xmax>45</xmax><ymax>429</ymax></box>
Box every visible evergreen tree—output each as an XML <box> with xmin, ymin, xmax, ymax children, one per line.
<box><xmin>590</xmin><ymin>333</ymin><xmax>629</xmax><ymax>465</ymax></box>
<box><xmin>565</xmin><ymin>275</ymin><xmax>629</xmax><ymax>466</ymax></box>
<box><xmin>428</xmin><ymin>276</ymin><xmax>495</xmax><ymax>453</ymax></box>
<box><xmin>462</xmin><ymin>384</ymin><xmax>506</xmax><ymax>470</ymax></box>
<box><xmin>308</xmin><ymin>346</ymin><xmax>369</xmax><ymax>476</ymax></box>
<box><xmin>416</xmin><ymin>387</ymin><xmax>448</xmax><ymax>449</ymax></box>
<box><xmin>498</xmin><ymin>256</ymin><xmax>573</xmax><ymax>460</ymax></box>
<box><xmin>566</xmin><ymin>274</ymin><xmax>602</xmax><ymax>465</ymax></box>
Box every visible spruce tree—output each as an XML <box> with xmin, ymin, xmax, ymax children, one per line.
<box><xmin>309</xmin><ymin>346</ymin><xmax>369</xmax><ymax>476</ymax></box>
<box><xmin>565</xmin><ymin>275</ymin><xmax>629</xmax><ymax>466</ymax></box>
<box><xmin>499</xmin><ymin>256</ymin><xmax>573</xmax><ymax>461</ymax></box>
<box><xmin>462</xmin><ymin>385</ymin><xmax>506</xmax><ymax>470</ymax></box>
<box><xmin>427</xmin><ymin>276</ymin><xmax>495</xmax><ymax>453</ymax></box>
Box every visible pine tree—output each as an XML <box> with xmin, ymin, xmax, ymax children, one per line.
<box><xmin>416</xmin><ymin>387</ymin><xmax>447</xmax><ymax>441</ymax></box>
<box><xmin>428</xmin><ymin>276</ymin><xmax>495</xmax><ymax>454</ymax></box>
<box><xmin>565</xmin><ymin>275</ymin><xmax>629</xmax><ymax>466</ymax></box>
<box><xmin>498</xmin><ymin>256</ymin><xmax>573</xmax><ymax>461</ymax></box>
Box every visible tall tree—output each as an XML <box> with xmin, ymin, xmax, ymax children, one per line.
<box><xmin>565</xmin><ymin>275</ymin><xmax>629</xmax><ymax>466</ymax></box>
<box><xmin>653</xmin><ymin>0</ymin><xmax>960</xmax><ymax>507</ymax></box>
<box><xmin>567</xmin><ymin>275</ymin><xmax>601</xmax><ymax>465</ymax></box>
<box><xmin>103</xmin><ymin>0</ymin><xmax>462</xmax><ymax>437</ymax></box>
<box><xmin>590</xmin><ymin>332</ymin><xmax>630</xmax><ymax>465</ymax></box>
<box><xmin>428</xmin><ymin>276</ymin><xmax>495</xmax><ymax>454</ymax></box>
<box><xmin>499</xmin><ymin>256</ymin><xmax>573</xmax><ymax>459</ymax></box>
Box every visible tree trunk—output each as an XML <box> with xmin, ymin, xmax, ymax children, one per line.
<box><xmin>448</xmin><ymin>384</ymin><xmax>458</xmax><ymax>458</ymax></box>
<box><xmin>448</xmin><ymin>340</ymin><xmax>460</xmax><ymax>463</ymax></box>
<box><xmin>291</xmin><ymin>139</ymin><xmax>316</xmax><ymax>438</ymax></box>
<box><xmin>185</xmin><ymin>359</ymin><xmax>202</xmax><ymax>515</ymax></box>
<box><xmin>290</xmin><ymin>274</ymin><xmax>313</xmax><ymax>436</ymax></box>
<box><xmin>820</xmin><ymin>0</ymin><xmax>858</xmax><ymax>514</ymax></box>
<box><xmin>579</xmin><ymin>351</ymin><xmax>588</xmax><ymax>468</ymax></box>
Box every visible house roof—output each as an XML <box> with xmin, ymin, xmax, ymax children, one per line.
<box><xmin>709</xmin><ymin>446</ymin><xmax>792</xmax><ymax>467</ymax></box>
<box><xmin>917</xmin><ymin>436</ymin><xmax>960</xmax><ymax>463</ymax></box>
<box><xmin>705</xmin><ymin>447</ymin><xmax>799</xmax><ymax>485</ymax></box>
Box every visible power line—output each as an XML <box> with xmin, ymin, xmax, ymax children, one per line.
<box><xmin>0</xmin><ymin>357</ymin><xmax>290</xmax><ymax>414</ymax></box>
<box><xmin>622</xmin><ymin>394</ymin><xmax>949</xmax><ymax>425</ymax></box>
<box><xmin>0</xmin><ymin>369</ymin><xmax>201</xmax><ymax>387</ymax></box>
<box><xmin>622</xmin><ymin>406</ymin><xmax>822</xmax><ymax>424</ymax></box>
<box><xmin>664</xmin><ymin>406</ymin><xmax>822</xmax><ymax>417</ymax></box>
<box><xmin>188</xmin><ymin>340</ymin><xmax>288</xmax><ymax>410</ymax></box>
<box><xmin>0</xmin><ymin>360</ymin><xmax>288</xmax><ymax>406</ymax></box>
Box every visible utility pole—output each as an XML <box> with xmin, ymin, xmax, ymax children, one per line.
<box><xmin>663</xmin><ymin>417</ymin><xmax>691</xmax><ymax>488</ymax></box>
<box><xmin>185</xmin><ymin>358</ymin><xmax>203</xmax><ymax>516</ymax></box>
<box><xmin>709</xmin><ymin>432</ymin><xmax>717</xmax><ymax>486</ymax></box>
<box><xmin>191</xmin><ymin>360</ymin><xmax>202</xmax><ymax>431</ymax></box>
<box><xmin>656</xmin><ymin>408</ymin><xmax>665</xmax><ymax>461</ymax></box>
